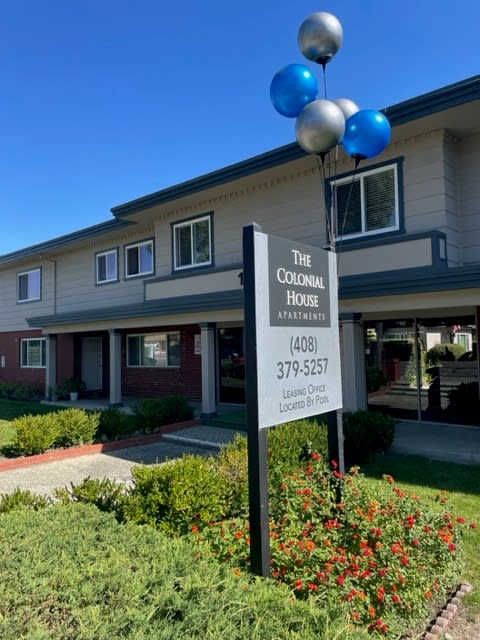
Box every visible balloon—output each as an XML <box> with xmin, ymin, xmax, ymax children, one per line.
<box><xmin>342</xmin><ymin>109</ymin><xmax>391</xmax><ymax>160</ymax></box>
<box><xmin>333</xmin><ymin>98</ymin><xmax>359</xmax><ymax>121</ymax></box>
<box><xmin>270</xmin><ymin>64</ymin><xmax>318</xmax><ymax>118</ymax></box>
<box><xmin>295</xmin><ymin>99</ymin><xmax>345</xmax><ymax>155</ymax></box>
<box><xmin>298</xmin><ymin>12</ymin><xmax>343</xmax><ymax>65</ymax></box>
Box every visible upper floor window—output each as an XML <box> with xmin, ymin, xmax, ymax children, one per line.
<box><xmin>96</xmin><ymin>249</ymin><xmax>118</xmax><ymax>284</ymax></box>
<box><xmin>20</xmin><ymin>338</ymin><xmax>46</xmax><ymax>368</ymax></box>
<box><xmin>125</xmin><ymin>239</ymin><xmax>154</xmax><ymax>278</ymax></box>
<box><xmin>330</xmin><ymin>162</ymin><xmax>400</xmax><ymax>241</ymax></box>
<box><xmin>173</xmin><ymin>214</ymin><xmax>212</xmax><ymax>270</ymax></box>
<box><xmin>126</xmin><ymin>332</ymin><xmax>181</xmax><ymax>367</ymax></box>
<box><xmin>17</xmin><ymin>268</ymin><xmax>41</xmax><ymax>302</ymax></box>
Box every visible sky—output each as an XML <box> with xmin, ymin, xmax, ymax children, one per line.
<box><xmin>1</xmin><ymin>0</ymin><xmax>479</xmax><ymax>255</ymax></box>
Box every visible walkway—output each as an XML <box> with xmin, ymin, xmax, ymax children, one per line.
<box><xmin>0</xmin><ymin>418</ymin><xmax>478</xmax><ymax>496</ymax></box>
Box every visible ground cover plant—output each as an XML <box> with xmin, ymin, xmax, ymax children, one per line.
<box><xmin>0</xmin><ymin>502</ymin><xmax>366</xmax><ymax>640</ymax></box>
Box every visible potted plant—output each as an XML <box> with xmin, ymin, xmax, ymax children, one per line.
<box><xmin>61</xmin><ymin>377</ymin><xmax>87</xmax><ymax>401</ymax></box>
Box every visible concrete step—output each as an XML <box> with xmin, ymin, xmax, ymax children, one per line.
<box><xmin>162</xmin><ymin>425</ymin><xmax>243</xmax><ymax>452</ymax></box>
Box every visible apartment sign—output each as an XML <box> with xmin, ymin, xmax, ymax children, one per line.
<box><xmin>248</xmin><ymin>229</ymin><xmax>342</xmax><ymax>429</ymax></box>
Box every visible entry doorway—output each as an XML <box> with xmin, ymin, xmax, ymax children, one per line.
<box><xmin>81</xmin><ymin>337</ymin><xmax>103</xmax><ymax>392</ymax></box>
<box><xmin>218</xmin><ymin>327</ymin><xmax>245</xmax><ymax>404</ymax></box>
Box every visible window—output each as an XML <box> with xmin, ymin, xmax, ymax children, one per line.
<box><xmin>125</xmin><ymin>240</ymin><xmax>154</xmax><ymax>278</ymax></box>
<box><xmin>96</xmin><ymin>249</ymin><xmax>118</xmax><ymax>284</ymax></box>
<box><xmin>17</xmin><ymin>268</ymin><xmax>41</xmax><ymax>302</ymax></box>
<box><xmin>173</xmin><ymin>214</ymin><xmax>212</xmax><ymax>270</ymax></box>
<box><xmin>331</xmin><ymin>163</ymin><xmax>399</xmax><ymax>240</ymax></box>
<box><xmin>20</xmin><ymin>338</ymin><xmax>46</xmax><ymax>368</ymax></box>
<box><xmin>127</xmin><ymin>332</ymin><xmax>181</xmax><ymax>367</ymax></box>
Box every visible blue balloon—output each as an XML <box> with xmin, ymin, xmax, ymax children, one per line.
<box><xmin>342</xmin><ymin>109</ymin><xmax>391</xmax><ymax>160</ymax></box>
<box><xmin>270</xmin><ymin>64</ymin><xmax>318</xmax><ymax>118</ymax></box>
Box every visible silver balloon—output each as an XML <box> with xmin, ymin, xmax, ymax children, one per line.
<box><xmin>298</xmin><ymin>12</ymin><xmax>343</xmax><ymax>64</ymax></box>
<box><xmin>295</xmin><ymin>99</ymin><xmax>345</xmax><ymax>155</ymax></box>
<box><xmin>333</xmin><ymin>98</ymin><xmax>360</xmax><ymax>120</ymax></box>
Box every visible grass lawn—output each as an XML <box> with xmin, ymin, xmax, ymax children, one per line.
<box><xmin>364</xmin><ymin>453</ymin><xmax>480</xmax><ymax>609</ymax></box>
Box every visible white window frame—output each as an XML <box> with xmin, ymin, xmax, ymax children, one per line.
<box><xmin>17</xmin><ymin>268</ymin><xmax>41</xmax><ymax>302</ymax></box>
<box><xmin>125</xmin><ymin>239</ymin><xmax>154</xmax><ymax>278</ymax></box>
<box><xmin>20</xmin><ymin>338</ymin><xmax>46</xmax><ymax>368</ymax></box>
<box><xmin>126</xmin><ymin>332</ymin><xmax>181</xmax><ymax>368</ymax></box>
<box><xmin>96</xmin><ymin>249</ymin><xmax>118</xmax><ymax>284</ymax></box>
<box><xmin>173</xmin><ymin>214</ymin><xmax>212</xmax><ymax>271</ymax></box>
<box><xmin>331</xmin><ymin>163</ymin><xmax>399</xmax><ymax>241</ymax></box>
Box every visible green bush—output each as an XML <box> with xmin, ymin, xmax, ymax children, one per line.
<box><xmin>97</xmin><ymin>407</ymin><xmax>133</xmax><ymax>441</ymax></box>
<box><xmin>52</xmin><ymin>408</ymin><xmax>100</xmax><ymax>447</ymax></box>
<box><xmin>343</xmin><ymin>410</ymin><xmax>395</xmax><ymax>466</ymax></box>
<box><xmin>55</xmin><ymin>476</ymin><xmax>127</xmax><ymax>522</ymax></box>
<box><xmin>267</xmin><ymin>417</ymin><xmax>328</xmax><ymax>473</ymax></box>
<box><xmin>216</xmin><ymin>433</ymin><xmax>249</xmax><ymax>516</ymax></box>
<box><xmin>0</xmin><ymin>503</ymin><xmax>362</xmax><ymax>640</ymax></box>
<box><xmin>0</xmin><ymin>382</ymin><xmax>42</xmax><ymax>400</ymax></box>
<box><xmin>133</xmin><ymin>395</ymin><xmax>194</xmax><ymax>433</ymax></box>
<box><xmin>132</xmin><ymin>398</ymin><xmax>164</xmax><ymax>432</ymax></box>
<box><xmin>11</xmin><ymin>413</ymin><xmax>59</xmax><ymax>455</ymax></box>
<box><xmin>425</xmin><ymin>342</ymin><xmax>466</xmax><ymax>366</ymax></box>
<box><xmin>0</xmin><ymin>488</ymin><xmax>52</xmax><ymax>514</ymax></box>
<box><xmin>126</xmin><ymin>455</ymin><xmax>229</xmax><ymax>535</ymax></box>
<box><xmin>158</xmin><ymin>394</ymin><xmax>194</xmax><ymax>424</ymax></box>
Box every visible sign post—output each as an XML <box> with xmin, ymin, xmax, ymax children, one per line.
<box><xmin>243</xmin><ymin>223</ymin><xmax>343</xmax><ymax>576</ymax></box>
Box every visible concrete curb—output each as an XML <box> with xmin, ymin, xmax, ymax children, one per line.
<box><xmin>0</xmin><ymin>419</ymin><xmax>200</xmax><ymax>472</ymax></box>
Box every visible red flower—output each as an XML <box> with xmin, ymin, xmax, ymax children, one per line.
<box><xmin>337</xmin><ymin>575</ymin><xmax>346</xmax><ymax>586</ymax></box>
<box><xmin>294</xmin><ymin>579</ymin><xmax>303</xmax><ymax>590</ymax></box>
<box><xmin>448</xmin><ymin>543</ymin><xmax>456</xmax><ymax>553</ymax></box>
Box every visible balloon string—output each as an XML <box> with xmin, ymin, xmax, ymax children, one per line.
<box><xmin>337</xmin><ymin>162</ymin><xmax>360</xmax><ymax>257</ymax></box>
<box><xmin>316</xmin><ymin>154</ymin><xmax>335</xmax><ymax>252</ymax></box>
<box><xmin>322</xmin><ymin>64</ymin><xmax>328</xmax><ymax>100</ymax></box>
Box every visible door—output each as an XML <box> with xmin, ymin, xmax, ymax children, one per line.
<box><xmin>81</xmin><ymin>337</ymin><xmax>103</xmax><ymax>391</ymax></box>
<box><xmin>218</xmin><ymin>327</ymin><xmax>245</xmax><ymax>404</ymax></box>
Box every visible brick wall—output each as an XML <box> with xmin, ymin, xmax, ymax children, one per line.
<box><xmin>122</xmin><ymin>324</ymin><xmax>202</xmax><ymax>401</ymax></box>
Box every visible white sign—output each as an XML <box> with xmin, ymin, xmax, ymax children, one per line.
<box><xmin>252</xmin><ymin>230</ymin><xmax>342</xmax><ymax>429</ymax></box>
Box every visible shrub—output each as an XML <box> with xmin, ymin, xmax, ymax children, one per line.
<box><xmin>11</xmin><ymin>413</ymin><xmax>59</xmax><ymax>455</ymax></box>
<box><xmin>132</xmin><ymin>398</ymin><xmax>164</xmax><ymax>432</ymax></box>
<box><xmin>96</xmin><ymin>407</ymin><xmax>133</xmax><ymax>441</ymax></box>
<box><xmin>195</xmin><ymin>454</ymin><xmax>471</xmax><ymax>639</ymax></box>
<box><xmin>52</xmin><ymin>408</ymin><xmax>100</xmax><ymax>447</ymax></box>
<box><xmin>267</xmin><ymin>417</ymin><xmax>328</xmax><ymax>473</ymax></box>
<box><xmin>54</xmin><ymin>476</ymin><xmax>127</xmax><ymax>522</ymax></box>
<box><xmin>425</xmin><ymin>343</ymin><xmax>466</xmax><ymax>366</ymax></box>
<box><xmin>158</xmin><ymin>394</ymin><xmax>194</xmax><ymax>424</ymax></box>
<box><xmin>216</xmin><ymin>433</ymin><xmax>249</xmax><ymax>516</ymax></box>
<box><xmin>343</xmin><ymin>410</ymin><xmax>395</xmax><ymax>466</ymax></box>
<box><xmin>132</xmin><ymin>395</ymin><xmax>194</xmax><ymax>433</ymax></box>
<box><xmin>0</xmin><ymin>488</ymin><xmax>52</xmax><ymax>514</ymax></box>
<box><xmin>0</xmin><ymin>503</ymin><xmax>363</xmax><ymax>640</ymax></box>
<box><xmin>0</xmin><ymin>382</ymin><xmax>42</xmax><ymax>400</ymax></box>
<box><xmin>126</xmin><ymin>455</ymin><xmax>229</xmax><ymax>535</ymax></box>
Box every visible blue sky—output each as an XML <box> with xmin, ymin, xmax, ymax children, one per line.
<box><xmin>1</xmin><ymin>0</ymin><xmax>479</xmax><ymax>255</ymax></box>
